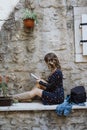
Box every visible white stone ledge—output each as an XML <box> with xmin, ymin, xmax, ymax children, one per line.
<box><xmin>0</xmin><ymin>102</ymin><xmax>87</xmax><ymax>112</ymax></box>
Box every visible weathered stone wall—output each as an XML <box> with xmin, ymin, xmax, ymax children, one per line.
<box><xmin>0</xmin><ymin>0</ymin><xmax>87</xmax><ymax>130</ymax></box>
<box><xmin>0</xmin><ymin>109</ymin><xmax>86</xmax><ymax>130</ymax></box>
<box><xmin>0</xmin><ymin>0</ymin><xmax>87</xmax><ymax>95</ymax></box>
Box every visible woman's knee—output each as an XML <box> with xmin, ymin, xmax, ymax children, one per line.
<box><xmin>33</xmin><ymin>87</ymin><xmax>43</xmax><ymax>97</ymax></box>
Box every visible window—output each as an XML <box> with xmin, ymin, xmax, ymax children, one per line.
<box><xmin>74</xmin><ymin>7</ymin><xmax>87</xmax><ymax>62</ymax></box>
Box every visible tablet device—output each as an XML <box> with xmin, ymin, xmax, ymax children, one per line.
<box><xmin>30</xmin><ymin>73</ymin><xmax>39</xmax><ymax>80</ymax></box>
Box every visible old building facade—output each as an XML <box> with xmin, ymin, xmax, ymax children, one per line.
<box><xmin>0</xmin><ymin>0</ymin><xmax>87</xmax><ymax>130</ymax></box>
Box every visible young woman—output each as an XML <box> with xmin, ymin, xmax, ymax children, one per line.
<box><xmin>12</xmin><ymin>53</ymin><xmax>64</xmax><ymax>105</ymax></box>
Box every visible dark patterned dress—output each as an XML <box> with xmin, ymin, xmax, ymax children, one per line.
<box><xmin>39</xmin><ymin>69</ymin><xmax>64</xmax><ymax>105</ymax></box>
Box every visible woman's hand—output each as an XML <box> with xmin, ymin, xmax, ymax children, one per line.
<box><xmin>37</xmin><ymin>79</ymin><xmax>47</xmax><ymax>83</ymax></box>
<box><xmin>36</xmin><ymin>79</ymin><xmax>46</xmax><ymax>90</ymax></box>
<box><xmin>36</xmin><ymin>81</ymin><xmax>40</xmax><ymax>88</ymax></box>
<box><xmin>36</xmin><ymin>79</ymin><xmax>41</xmax><ymax>83</ymax></box>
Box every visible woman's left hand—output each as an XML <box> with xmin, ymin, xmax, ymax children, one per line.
<box><xmin>36</xmin><ymin>79</ymin><xmax>46</xmax><ymax>90</ymax></box>
<box><xmin>35</xmin><ymin>79</ymin><xmax>41</xmax><ymax>88</ymax></box>
<box><xmin>37</xmin><ymin>79</ymin><xmax>47</xmax><ymax>83</ymax></box>
<box><xmin>36</xmin><ymin>79</ymin><xmax>41</xmax><ymax>83</ymax></box>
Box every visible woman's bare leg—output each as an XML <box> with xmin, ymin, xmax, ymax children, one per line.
<box><xmin>12</xmin><ymin>87</ymin><xmax>43</xmax><ymax>101</ymax></box>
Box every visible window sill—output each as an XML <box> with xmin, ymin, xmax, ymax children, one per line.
<box><xmin>0</xmin><ymin>102</ymin><xmax>87</xmax><ymax>112</ymax></box>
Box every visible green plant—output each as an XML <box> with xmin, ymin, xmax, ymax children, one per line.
<box><xmin>22</xmin><ymin>8</ymin><xmax>38</xmax><ymax>23</ymax></box>
<box><xmin>0</xmin><ymin>76</ymin><xmax>9</xmax><ymax>97</ymax></box>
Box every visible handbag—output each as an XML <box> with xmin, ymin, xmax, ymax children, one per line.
<box><xmin>70</xmin><ymin>86</ymin><xmax>86</xmax><ymax>104</ymax></box>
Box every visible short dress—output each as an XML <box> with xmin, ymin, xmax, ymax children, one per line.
<box><xmin>39</xmin><ymin>69</ymin><xmax>64</xmax><ymax>105</ymax></box>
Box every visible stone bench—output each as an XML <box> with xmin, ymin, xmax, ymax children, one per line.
<box><xmin>0</xmin><ymin>102</ymin><xmax>87</xmax><ymax>111</ymax></box>
<box><xmin>0</xmin><ymin>102</ymin><xmax>87</xmax><ymax>130</ymax></box>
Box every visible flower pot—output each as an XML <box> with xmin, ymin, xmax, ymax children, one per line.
<box><xmin>23</xmin><ymin>19</ymin><xmax>34</xmax><ymax>28</ymax></box>
<box><xmin>0</xmin><ymin>96</ymin><xmax>13</xmax><ymax>106</ymax></box>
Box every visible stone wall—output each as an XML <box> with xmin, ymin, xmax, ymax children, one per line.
<box><xmin>0</xmin><ymin>0</ymin><xmax>87</xmax><ymax>130</ymax></box>
<box><xmin>0</xmin><ymin>0</ymin><xmax>87</xmax><ymax>95</ymax></box>
<box><xmin>0</xmin><ymin>109</ymin><xmax>86</xmax><ymax>130</ymax></box>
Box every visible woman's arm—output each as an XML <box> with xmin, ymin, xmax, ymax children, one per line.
<box><xmin>38</xmin><ymin>70</ymin><xmax>63</xmax><ymax>90</ymax></box>
<box><xmin>39</xmin><ymin>80</ymin><xmax>56</xmax><ymax>89</ymax></box>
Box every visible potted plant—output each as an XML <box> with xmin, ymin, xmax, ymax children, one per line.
<box><xmin>22</xmin><ymin>8</ymin><xmax>38</xmax><ymax>28</ymax></box>
<box><xmin>0</xmin><ymin>76</ymin><xmax>13</xmax><ymax>106</ymax></box>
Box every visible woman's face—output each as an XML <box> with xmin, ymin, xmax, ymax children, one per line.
<box><xmin>46</xmin><ymin>59</ymin><xmax>56</xmax><ymax>71</ymax></box>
